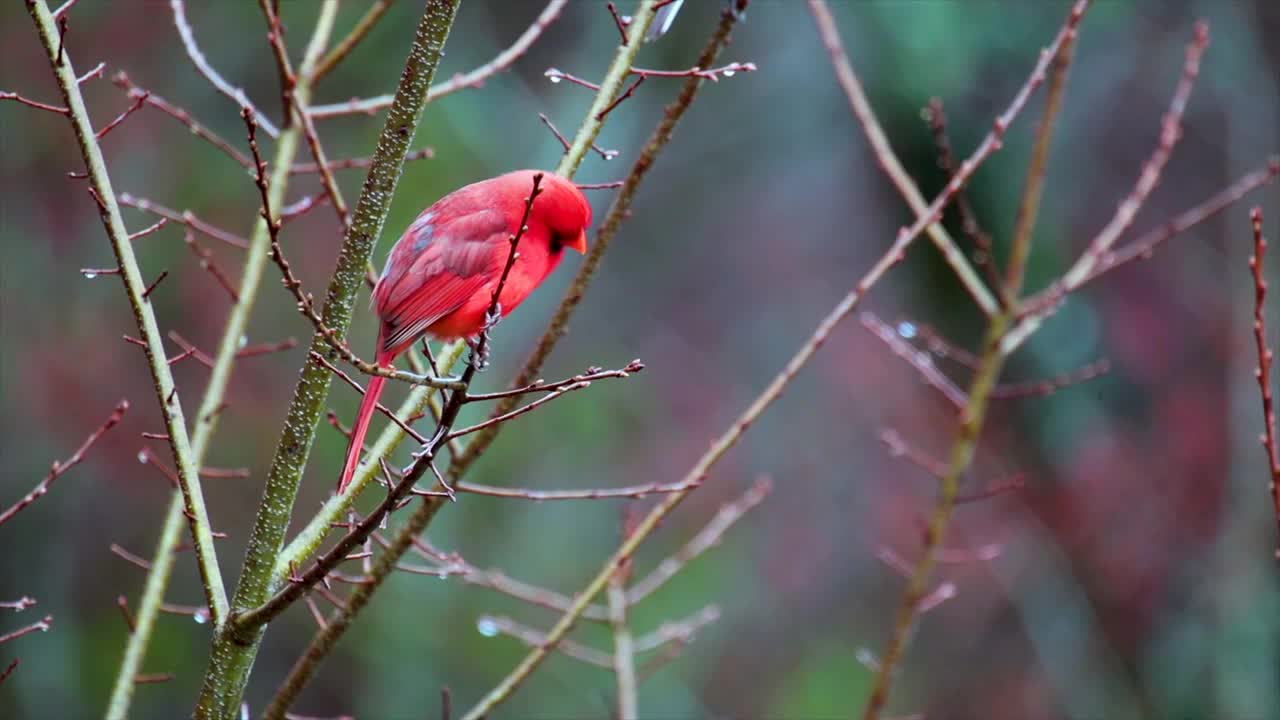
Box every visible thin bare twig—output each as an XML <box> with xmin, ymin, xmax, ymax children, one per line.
<box><xmin>1249</xmin><ymin>207</ymin><xmax>1280</xmax><ymax>556</ymax></box>
<box><xmin>860</xmin><ymin>312</ymin><xmax>967</xmax><ymax>409</ymax></box>
<box><xmin>95</xmin><ymin>90</ymin><xmax>149</xmax><ymax>140</ymax></box>
<box><xmin>924</xmin><ymin>99</ymin><xmax>1003</xmax><ymax>292</ymax></box>
<box><xmin>309</xmin><ymin>0</ymin><xmax>569</xmax><ymax>119</ymax></box>
<box><xmin>0</xmin><ymin>90</ymin><xmax>68</xmax><ymax>114</ymax></box>
<box><xmin>1004</xmin><ymin>21</ymin><xmax>1212</xmax><ymax>354</ymax></box>
<box><xmin>169</xmin><ymin>0</ymin><xmax>279</xmax><ymax>136</ymax></box>
<box><xmin>0</xmin><ymin>616</ymin><xmax>53</xmax><ymax>645</ymax></box>
<box><xmin>629</xmin><ymin>61</ymin><xmax>756</xmax><ymax>82</ymax></box>
<box><xmin>459</xmin><ymin>480</ymin><xmax>693</xmax><ymax>502</ymax></box>
<box><xmin>1019</xmin><ymin>157</ymin><xmax>1280</xmax><ymax>316</ymax></box>
<box><xmin>118</xmin><ymin>194</ymin><xmax>249</xmax><ymax>249</ymax></box>
<box><xmin>111</xmin><ymin>71</ymin><xmax>253</xmax><ymax>169</ymax></box>
<box><xmin>627</xmin><ymin>478</ymin><xmax>772</xmax><ymax>604</ymax></box>
<box><xmin>0</xmin><ymin>401</ymin><xmax>127</xmax><ymax>527</ymax></box>
<box><xmin>808</xmin><ymin>0</ymin><xmax>999</xmax><ymax>316</ymax></box>
<box><xmin>477</xmin><ymin>616</ymin><xmax>613</xmax><ymax>668</ymax></box>
<box><xmin>392</xmin><ymin>530</ymin><xmax>609</xmax><ymax>619</ymax></box>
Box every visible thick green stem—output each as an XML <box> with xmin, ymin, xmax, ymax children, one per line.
<box><xmin>103</xmin><ymin>5</ymin><xmax>336</xmax><ymax>717</ymax></box>
<box><xmin>194</xmin><ymin>2</ymin><xmax>461</xmax><ymax>716</ymax></box>
<box><xmin>26</xmin><ymin>0</ymin><xmax>228</xmax><ymax>627</ymax></box>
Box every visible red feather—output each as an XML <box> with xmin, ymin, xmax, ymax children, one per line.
<box><xmin>338</xmin><ymin>171</ymin><xmax>592</xmax><ymax>494</ymax></box>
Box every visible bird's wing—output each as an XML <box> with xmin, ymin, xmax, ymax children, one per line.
<box><xmin>375</xmin><ymin>207</ymin><xmax>509</xmax><ymax>352</ymax></box>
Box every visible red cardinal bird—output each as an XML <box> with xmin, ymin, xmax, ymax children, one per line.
<box><xmin>338</xmin><ymin>170</ymin><xmax>592</xmax><ymax>494</ymax></box>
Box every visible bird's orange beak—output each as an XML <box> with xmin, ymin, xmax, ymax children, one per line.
<box><xmin>567</xmin><ymin>229</ymin><xmax>589</xmax><ymax>254</ymax></box>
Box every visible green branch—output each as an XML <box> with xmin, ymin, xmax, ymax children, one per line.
<box><xmin>26</xmin><ymin>0</ymin><xmax>228</xmax><ymax>628</ymax></box>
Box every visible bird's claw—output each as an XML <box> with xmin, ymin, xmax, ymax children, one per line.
<box><xmin>483</xmin><ymin>302</ymin><xmax>503</xmax><ymax>331</ymax></box>
<box><xmin>467</xmin><ymin>336</ymin><xmax>492</xmax><ymax>371</ymax></box>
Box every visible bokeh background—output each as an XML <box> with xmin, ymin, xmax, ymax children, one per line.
<box><xmin>3</xmin><ymin>1</ymin><xmax>1279</xmax><ymax>718</ymax></box>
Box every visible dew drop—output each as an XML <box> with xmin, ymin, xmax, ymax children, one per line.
<box><xmin>549</xmin><ymin>76</ymin><xmax>561</xmax><ymax>84</ymax></box>
<box><xmin>83</xmin><ymin>271</ymin><xmax>98</xmax><ymax>279</ymax></box>
<box><xmin>238</xmin><ymin>335</ymin><xmax>248</xmax><ymax>348</ymax></box>
<box><xmin>722</xmin><ymin>69</ymin><xmax>735</xmax><ymax>78</ymax></box>
<box><xmin>137</xmin><ymin>451</ymin><xmax>148</xmax><ymax>464</ymax></box>
<box><xmin>896</xmin><ymin>321</ymin><xmax>917</xmax><ymax>339</ymax></box>
<box><xmin>476</xmin><ymin>618</ymin><xmax>498</xmax><ymax>637</ymax></box>
<box><xmin>193</xmin><ymin>610</ymin><xmax>209</xmax><ymax>625</ymax></box>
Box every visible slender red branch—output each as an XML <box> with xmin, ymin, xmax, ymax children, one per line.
<box><xmin>119</xmin><ymin>194</ymin><xmax>249</xmax><ymax>249</ymax></box>
<box><xmin>0</xmin><ymin>401</ymin><xmax>128</xmax><ymax>527</ymax></box>
<box><xmin>606</xmin><ymin>2</ymin><xmax>630</xmax><ymax>44</ymax></box>
<box><xmin>0</xmin><ymin>616</ymin><xmax>52</xmax><ymax>645</ymax></box>
<box><xmin>111</xmin><ymin>71</ymin><xmax>254</xmax><ymax>169</ymax></box>
<box><xmin>1250</xmin><ymin>207</ymin><xmax>1280</xmax><ymax>556</ymax></box>
<box><xmin>595</xmin><ymin>76</ymin><xmax>645</xmax><ymax>121</ymax></box>
<box><xmin>127</xmin><ymin>217</ymin><xmax>168</xmax><ymax>241</ymax></box>
<box><xmin>95</xmin><ymin>90</ymin><xmax>149</xmax><ymax>140</ymax></box>
<box><xmin>0</xmin><ymin>90</ymin><xmax>68</xmax><ymax>114</ymax></box>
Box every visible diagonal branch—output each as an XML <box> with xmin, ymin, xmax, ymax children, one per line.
<box><xmin>1249</xmin><ymin>208</ymin><xmax>1280</xmax><ymax>555</ymax></box>
<box><xmin>0</xmin><ymin>401</ymin><xmax>127</xmax><ymax>527</ymax></box>
<box><xmin>26</xmin><ymin>0</ymin><xmax>229</xmax><ymax>627</ymax></box>
<box><xmin>1002</xmin><ymin>22</ymin><xmax>1211</xmax><ymax>354</ymax></box>
<box><xmin>808</xmin><ymin>0</ymin><xmax>999</xmax><ymax>316</ymax></box>
<box><xmin>625</xmin><ymin>478</ymin><xmax>772</xmax><ymax>605</ymax></box>
<box><xmin>169</xmin><ymin>0</ymin><xmax>279</xmax><ymax>137</ymax></box>
<box><xmin>309</xmin><ymin>0</ymin><xmax>570</xmax><ymax>119</ymax></box>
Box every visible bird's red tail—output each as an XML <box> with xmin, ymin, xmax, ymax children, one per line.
<box><xmin>338</xmin><ymin>359</ymin><xmax>390</xmax><ymax>495</ymax></box>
